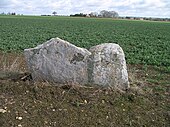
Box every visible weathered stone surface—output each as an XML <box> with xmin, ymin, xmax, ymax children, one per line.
<box><xmin>88</xmin><ymin>43</ymin><xmax>129</xmax><ymax>90</ymax></box>
<box><xmin>24</xmin><ymin>38</ymin><xmax>91</xmax><ymax>84</ymax></box>
<box><xmin>24</xmin><ymin>38</ymin><xmax>129</xmax><ymax>90</ymax></box>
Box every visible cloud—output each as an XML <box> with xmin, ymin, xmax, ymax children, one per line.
<box><xmin>0</xmin><ymin>0</ymin><xmax>169</xmax><ymax>17</ymax></box>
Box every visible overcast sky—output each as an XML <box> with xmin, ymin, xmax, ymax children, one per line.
<box><xmin>0</xmin><ymin>0</ymin><xmax>170</xmax><ymax>18</ymax></box>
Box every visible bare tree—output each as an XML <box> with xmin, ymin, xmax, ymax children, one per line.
<box><xmin>89</xmin><ymin>12</ymin><xmax>98</xmax><ymax>17</ymax></box>
<box><xmin>99</xmin><ymin>10</ymin><xmax>119</xmax><ymax>18</ymax></box>
<box><xmin>110</xmin><ymin>11</ymin><xmax>119</xmax><ymax>18</ymax></box>
<box><xmin>100</xmin><ymin>10</ymin><xmax>108</xmax><ymax>18</ymax></box>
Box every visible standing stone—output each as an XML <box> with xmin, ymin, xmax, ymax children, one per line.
<box><xmin>24</xmin><ymin>37</ymin><xmax>91</xmax><ymax>84</ymax></box>
<box><xmin>24</xmin><ymin>38</ymin><xmax>129</xmax><ymax>91</ymax></box>
<box><xmin>88</xmin><ymin>43</ymin><xmax>129</xmax><ymax>90</ymax></box>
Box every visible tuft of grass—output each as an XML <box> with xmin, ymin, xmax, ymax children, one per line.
<box><xmin>0</xmin><ymin>53</ymin><xmax>29</xmax><ymax>81</ymax></box>
<box><xmin>0</xmin><ymin>53</ymin><xmax>21</xmax><ymax>72</ymax></box>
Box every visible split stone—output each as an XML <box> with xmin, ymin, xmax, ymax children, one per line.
<box><xmin>24</xmin><ymin>38</ymin><xmax>129</xmax><ymax>90</ymax></box>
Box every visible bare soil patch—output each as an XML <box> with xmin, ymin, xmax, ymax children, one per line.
<box><xmin>0</xmin><ymin>53</ymin><xmax>169</xmax><ymax>127</ymax></box>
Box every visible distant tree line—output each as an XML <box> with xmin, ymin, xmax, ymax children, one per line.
<box><xmin>90</xmin><ymin>10</ymin><xmax>119</xmax><ymax>18</ymax></box>
<box><xmin>70</xmin><ymin>13</ymin><xmax>87</xmax><ymax>17</ymax></box>
<box><xmin>1</xmin><ymin>12</ymin><xmax>16</xmax><ymax>15</ymax></box>
<box><xmin>0</xmin><ymin>12</ymin><xmax>24</xmax><ymax>16</ymax></box>
<box><xmin>119</xmin><ymin>16</ymin><xmax>170</xmax><ymax>22</ymax></box>
<box><xmin>70</xmin><ymin>10</ymin><xmax>119</xmax><ymax>18</ymax></box>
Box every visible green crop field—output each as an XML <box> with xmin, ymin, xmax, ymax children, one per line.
<box><xmin>0</xmin><ymin>15</ymin><xmax>170</xmax><ymax>67</ymax></box>
<box><xmin>0</xmin><ymin>15</ymin><xmax>170</xmax><ymax>127</ymax></box>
